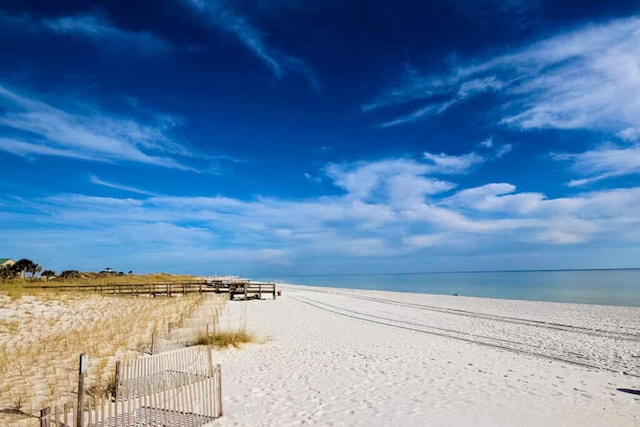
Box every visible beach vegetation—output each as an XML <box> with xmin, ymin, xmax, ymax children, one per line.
<box><xmin>0</xmin><ymin>291</ymin><xmax>205</xmax><ymax>418</ymax></box>
<box><xmin>41</xmin><ymin>270</ymin><xmax>56</xmax><ymax>281</ymax></box>
<box><xmin>11</xmin><ymin>259</ymin><xmax>41</xmax><ymax>278</ymax></box>
<box><xmin>194</xmin><ymin>329</ymin><xmax>256</xmax><ymax>348</ymax></box>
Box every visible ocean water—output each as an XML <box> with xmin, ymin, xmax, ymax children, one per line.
<box><xmin>268</xmin><ymin>269</ymin><xmax>640</xmax><ymax>307</ymax></box>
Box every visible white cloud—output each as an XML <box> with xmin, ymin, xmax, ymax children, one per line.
<box><xmin>445</xmin><ymin>183</ymin><xmax>544</xmax><ymax>214</ymax></box>
<box><xmin>618</xmin><ymin>128</ymin><xmax>640</xmax><ymax>142</ymax></box>
<box><xmin>423</xmin><ymin>151</ymin><xmax>485</xmax><ymax>174</ymax></box>
<box><xmin>0</xmin><ymin>84</ymin><xmax>200</xmax><ymax>170</ymax></box>
<box><xmin>364</xmin><ymin>15</ymin><xmax>640</xmax><ymax>136</ymax></box>
<box><xmin>402</xmin><ymin>233</ymin><xmax>444</xmax><ymax>249</ymax></box>
<box><xmin>89</xmin><ymin>175</ymin><xmax>156</xmax><ymax>195</ymax></box>
<box><xmin>184</xmin><ymin>0</ymin><xmax>318</xmax><ymax>88</ymax></box>
<box><xmin>379</xmin><ymin>104</ymin><xmax>447</xmax><ymax>128</ymax></box>
<box><xmin>554</xmin><ymin>145</ymin><xmax>640</xmax><ymax>187</ymax></box>
<box><xmin>324</xmin><ymin>158</ymin><xmax>456</xmax><ymax>203</ymax></box>
<box><xmin>303</xmin><ymin>172</ymin><xmax>322</xmax><ymax>183</ymax></box>
<box><xmin>4</xmin><ymin>151</ymin><xmax>640</xmax><ymax>273</ymax></box>
<box><xmin>43</xmin><ymin>14</ymin><xmax>171</xmax><ymax>54</ymax></box>
<box><xmin>495</xmin><ymin>144</ymin><xmax>513</xmax><ymax>158</ymax></box>
<box><xmin>479</xmin><ymin>138</ymin><xmax>493</xmax><ymax>148</ymax></box>
<box><xmin>444</xmin><ymin>183</ymin><xmax>640</xmax><ymax>244</ymax></box>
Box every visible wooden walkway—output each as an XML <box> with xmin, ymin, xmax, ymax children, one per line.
<box><xmin>29</xmin><ymin>279</ymin><xmax>278</xmax><ymax>299</ymax></box>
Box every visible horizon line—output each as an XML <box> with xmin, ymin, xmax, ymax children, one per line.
<box><xmin>264</xmin><ymin>267</ymin><xmax>640</xmax><ymax>278</ymax></box>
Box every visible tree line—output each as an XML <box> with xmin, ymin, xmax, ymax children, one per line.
<box><xmin>0</xmin><ymin>259</ymin><xmax>132</xmax><ymax>282</ymax></box>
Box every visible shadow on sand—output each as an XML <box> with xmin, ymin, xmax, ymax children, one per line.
<box><xmin>617</xmin><ymin>388</ymin><xmax>640</xmax><ymax>396</ymax></box>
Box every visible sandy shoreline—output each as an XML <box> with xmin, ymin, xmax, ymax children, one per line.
<box><xmin>213</xmin><ymin>284</ymin><xmax>640</xmax><ymax>426</ymax></box>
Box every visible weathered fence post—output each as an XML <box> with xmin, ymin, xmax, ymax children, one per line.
<box><xmin>216</xmin><ymin>364</ymin><xmax>223</xmax><ymax>417</ymax></box>
<box><xmin>76</xmin><ymin>353</ymin><xmax>88</xmax><ymax>427</ymax></box>
<box><xmin>208</xmin><ymin>347</ymin><xmax>214</xmax><ymax>377</ymax></box>
<box><xmin>40</xmin><ymin>407</ymin><xmax>50</xmax><ymax>427</ymax></box>
<box><xmin>114</xmin><ymin>361</ymin><xmax>121</xmax><ymax>419</ymax></box>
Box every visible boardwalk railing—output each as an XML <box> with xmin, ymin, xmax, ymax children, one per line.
<box><xmin>28</xmin><ymin>279</ymin><xmax>277</xmax><ymax>299</ymax></box>
<box><xmin>39</xmin><ymin>346</ymin><xmax>222</xmax><ymax>427</ymax></box>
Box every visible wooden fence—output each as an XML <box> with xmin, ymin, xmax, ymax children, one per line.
<box><xmin>28</xmin><ymin>280</ymin><xmax>277</xmax><ymax>299</ymax></box>
<box><xmin>39</xmin><ymin>346</ymin><xmax>222</xmax><ymax>426</ymax></box>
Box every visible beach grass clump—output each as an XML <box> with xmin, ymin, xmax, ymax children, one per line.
<box><xmin>194</xmin><ymin>329</ymin><xmax>256</xmax><ymax>348</ymax></box>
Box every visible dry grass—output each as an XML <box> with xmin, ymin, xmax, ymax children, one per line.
<box><xmin>0</xmin><ymin>273</ymin><xmax>198</xmax><ymax>299</ymax></box>
<box><xmin>194</xmin><ymin>329</ymin><xmax>256</xmax><ymax>348</ymax></box>
<box><xmin>0</xmin><ymin>291</ymin><xmax>204</xmax><ymax>419</ymax></box>
<box><xmin>0</xmin><ymin>276</ymin><xmax>260</xmax><ymax>426</ymax></box>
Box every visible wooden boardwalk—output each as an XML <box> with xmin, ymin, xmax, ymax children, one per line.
<box><xmin>29</xmin><ymin>279</ymin><xmax>278</xmax><ymax>299</ymax></box>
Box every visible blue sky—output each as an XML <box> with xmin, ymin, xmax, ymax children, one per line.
<box><xmin>1</xmin><ymin>0</ymin><xmax>640</xmax><ymax>276</ymax></box>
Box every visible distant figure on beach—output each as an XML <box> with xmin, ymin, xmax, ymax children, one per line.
<box><xmin>453</xmin><ymin>293</ymin><xmax>458</xmax><ymax>296</ymax></box>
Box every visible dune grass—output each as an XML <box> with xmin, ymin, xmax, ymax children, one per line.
<box><xmin>0</xmin><ymin>273</ymin><xmax>199</xmax><ymax>299</ymax></box>
<box><xmin>194</xmin><ymin>329</ymin><xmax>256</xmax><ymax>348</ymax></box>
<box><xmin>0</xmin><ymin>275</ymin><xmax>260</xmax><ymax>425</ymax></box>
<box><xmin>0</xmin><ymin>291</ymin><xmax>204</xmax><ymax>421</ymax></box>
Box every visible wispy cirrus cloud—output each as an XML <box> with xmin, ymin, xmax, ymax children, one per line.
<box><xmin>423</xmin><ymin>151</ymin><xmax>486</xmax><ymax>174</ymax></box>
<box><xmin>184</xmin><ymin>0</ymin><xmax>319</xmax><ymax>88</ymax></box>
<box><xmin>495</xmin><ymin>144</ymin><xmax>513</xmax><ymax>158</ymax></box>
<box><xmin>365</xmin><ymin>15</ymin><xmax>640</xmax><ymax>137</ymax></box>
<box><xmin>89</xmin><ymin>175</ymin><xmax>156</xmax><ymax>196</ymax></box>
<box><xmin>43</xmin><ymin>14</ymin><xmax>172</xmax><ymax>55</ymax></box>
<box><xmin>554</xmin><ymin>145</ymin><xmax>640</xmax><ymax>187</ymax></box>
<box><xmin>0</xmin><ymin>84</ymin><xmax>200</xmax><ymax>170</ymax></box>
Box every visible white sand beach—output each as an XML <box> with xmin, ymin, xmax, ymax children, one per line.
<box><xmin>213</xmin><ymin>284</ymin><xmax>640</xmax><ymax>426</ymax></box>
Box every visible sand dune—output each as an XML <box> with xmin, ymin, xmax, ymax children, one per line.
<box><xmin>213</xmin><ymin>284</ymin><xmax>640</xmax><ymax>426</ymax></box>
<box><xmin>0</xmin><ymin>292</ymin><xmax>204</xmax><ymax>424</ymax></box>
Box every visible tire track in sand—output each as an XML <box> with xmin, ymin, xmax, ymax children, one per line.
<box><xmin>290</xmin><ymin>294</ymin><xmax>640</xmax><ymax>377</ymax></box>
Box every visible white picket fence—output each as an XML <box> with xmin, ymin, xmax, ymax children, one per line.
<box><xmin>39</xmin><ymin>346</ymin><xmax>222</xmax><ymax>426</ymax></box>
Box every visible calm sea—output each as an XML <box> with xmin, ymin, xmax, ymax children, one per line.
<box><xmin>266</xmin><ymin>269</ymin><xmax>640</xmax><ymax>307</ymax></box>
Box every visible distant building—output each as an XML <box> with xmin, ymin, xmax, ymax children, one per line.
<box><xmin>0</xmin><ymin>259</ymin><xmax>15</xmax><ymax>268</ymax></box>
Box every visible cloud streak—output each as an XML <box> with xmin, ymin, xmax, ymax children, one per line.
<box><xmin>0</xmin><ymin>84</ymin><xmax>199</xmax><ymax>170</ymax></box>
<box><xmin>27</xmin><ymin>14</ymin><xmax>173</xmax><ymax>56</ymax></box>
<box><xmin>89</xmin><ymin>175</ymin><xmax>156</xmax><ymax>195</ymax></box>
<box><xmin>185</xmin><ymin>0</ymin><xmax>319</xmax><ymax>88</ymax></box>
<box><xmin>44</xmin><ymin>14</ymin><xmax>172</xmax><ymax>55</ymax></box>
<box><xmin>554</xmin><ymin>145</ymin><xmax>640</xmax><ymax>187</ymax></box>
